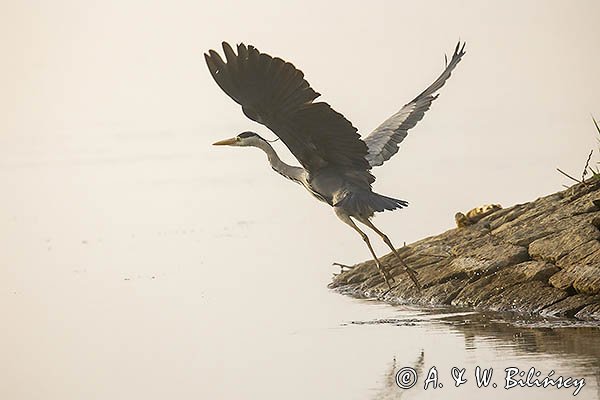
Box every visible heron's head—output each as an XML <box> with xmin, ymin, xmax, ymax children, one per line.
<box><xmin>212</xmin><ymin>131</ymin><xmax>265</xmax><ymax>147</ymax></box>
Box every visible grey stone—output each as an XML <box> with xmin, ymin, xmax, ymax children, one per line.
<box><xmin>451</xmin><ymin>261</ymin><xmax>558</xmax><ymax>308</ymax></box>
<box><xmin>519</xmin><ymin>261</ymin><xmax>559</xmax><ymax>281</ymax></box>
<box><xmin>574</xmin><ymin>303</ymin><xmax>600</xmax><ymax>320</ymax></box>
<box><xmin>540</xmin><ymin>294</ymin><xmax>600</xmax><ymax>318</ymax></box>
<box><xmin>478</xmin><ymin>281</ymin><xmax>569</xmax><ymax>313</ymax></box>
<box><xmin>574</xmin><ymin>266</ymin><xmax>600</xmax><ymax>295</ymax></box>
<box><xmin>528</xmin><ymin>223</ymin><xmax>600</xmax><ymax>263</ymax></box>
<box><xmin>549</xmin><ymin>264</ymin><xmax>600</xmax><ymax>295</ymax></box>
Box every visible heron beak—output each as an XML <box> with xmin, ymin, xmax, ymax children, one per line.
<box><xmin>212</xmin><ymin>137</ymin><xmax>237</xmax><ymax>146</ymax></box>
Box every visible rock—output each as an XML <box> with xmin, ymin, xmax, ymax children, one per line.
<box><xmin>503</xmin><ymin>227</ymin><xmax>558</xmax><ymax>247</ymax></box>
<box><xmin>397</xmin><ymin>257</ymin><xmax>460</xmax><ymax>288</ymax></box>
<box><xmin>346</xmin><ymin>272</ymin><xmax>368</xmax><ymax>285</ymax></box>
<box><xmin>549</xmin><ymin>264</ymin><xmax>600</xmax><ymax>294</ymax></box>
<box><xmin>415</xmin><ymin>278</ymin><xmax>466</xmax><ymax>305</ymax></box>
<box><xmin>574</xmin><ymin>266</ymin><xmax>600</xmax><ymax>294</ymax></box>
<box><xmin>329</xmin><ymin>180</ymin><xmax>600</xmax><ymax>321</ymax></box>
<box><xmin>574</xmin><ymin>303</ymin><xmax>600</xmax><ymax>320</ymax></box>
<box><xmin>488</xmin><ymin>203</ymin><xmax>530</xmax><ymax>231</ymax></box>
<box><xmin>528</xmin><ymin>223</ymin><xmax>600</xmax><ymax>263</ymax></box>
<box><xmin>554</xmin><ymin>239</ymin><xmax>600</xmax><ymax>269</ymax></box>
<box><xmin>478</xmin><ymin>281</ymin><xmax>569</xmax><ymax>313</ymax></box>
<box><xmin>540</xmin><ymin>294</ymin><xmax>600</xmax><ymax>318</ymax></box>
<box><xmin>548</xmin><ymin>269</ymin><xmax>575</xmax><ymax>291</ymax></box>
<box><xmin>451</xmin><ymin>261</ymin><xmax>558</xmax><ymax>308</ymax></box>
<box><xmin>451</xmin><ymin>272</ymin><xmax>517</xmax><ymax>308</ymax></box>
<box><xmin>519</xmin><ymin>261</ymin><xmax>559</xmax><ymax>281</ymax></box>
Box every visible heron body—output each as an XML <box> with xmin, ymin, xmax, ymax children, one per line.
<box><xmin>207</xmin><ymin>41</ymin><xmax>466</xmax><ymax>290</ymax></box>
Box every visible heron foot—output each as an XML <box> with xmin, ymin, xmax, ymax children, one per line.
<box><xmin>404</xmin><ymin>266</ymin><xmax>421</xmax><ymax>292</ymax></box>
<box><xmin>379</xmin><ymin>282</ymin><xmax>401</xmax><ymax>299</ymax></box>
<box><xmin>390</xmin><ymin>253</ymin><xmax>421</xmax><ymax>291</ymax></box>
<box><xmin>374</xmin><ymin>262</ymin><xmax>395</xmax><ymax>290</ymax></box>
<box><xmin>392</xmin><ymin>247</ymin><xmax>421</xmax><ymax>292</ymax></box>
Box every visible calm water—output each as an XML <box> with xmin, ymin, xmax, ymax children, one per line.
<box><xmin>2</xmin><ymin>132</ymin><xmax>599</xmax><ymax>400</ymax></box>
<box><xmin>4</xmin><ymin>2</ymin><xmax>600</xmax><ymax>399</ymax></box>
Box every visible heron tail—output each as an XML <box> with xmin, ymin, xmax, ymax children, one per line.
<box><xmin>334</xmin><ymin>191</ymin><xmax>408</xmax><ymax>217</ymax></box>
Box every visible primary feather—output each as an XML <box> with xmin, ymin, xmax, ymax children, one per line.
<box><xmin>363</xmin><ymin>42</ymin><xmax>466</xmax><ymax>167</ymax></box>
<box><xmin>207</xmin><ymin>41</ymin><xmax>465</xmax><ymax>291</ymax></box>
<box><xmin>205</xmin><ymin>41</ymin><xmax>465</xmax><ymax>216</ymax></box>
<box><xmin>205</xmin><ymin>42</ymin><xmax>374</xmax><ymax>189</ymax></box>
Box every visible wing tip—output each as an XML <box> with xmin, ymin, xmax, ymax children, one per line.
<box><xmin>204</xmin><ymin>52</ymin><xmax>213</xmax><ymax>69</ymax></box>
<box><xmin>222</xmin><ymin>41</ymin><xmax>234</xmax><ymax>53</ymax></box>
<box><xmin>454</xmin><ymin>39</ymin><xmax>467</xmax><ymax>57</ymax></box>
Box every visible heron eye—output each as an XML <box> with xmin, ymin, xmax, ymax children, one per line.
<box><xmin>236</xmin><ymin>136</ymin><xmax>241</xmax><ymax>141</ymax></box>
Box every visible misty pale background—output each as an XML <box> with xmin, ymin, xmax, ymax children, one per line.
<box><xmin>2</xmin><ymin>1</ymin><xmax>600</xmax><ymax>399</ymax></box>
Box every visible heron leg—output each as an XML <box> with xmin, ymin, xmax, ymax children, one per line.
<box><xmin>334</xmin><ymin>208</ymin><xmax>395</xmax><ymax>289</ymax></box>
<box><xmin>356</xmin><ymin>216</ymin><xmax>421</xmax><ymax>291</ymax></box>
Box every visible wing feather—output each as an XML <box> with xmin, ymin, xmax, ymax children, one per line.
<box><xmin>364</xmin><ymin>41</ymin><xmax>466</xmax><ymax>167</ymax></box>
<box><xmin>205</xmin><ymin>43</ymin><xmax>373</xmax><ymax>186</ymax></box>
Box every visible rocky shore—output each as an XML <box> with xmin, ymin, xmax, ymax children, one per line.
<box><xmin>329</xmin><ymin>180</ymin><xmax>600</xmax><ymax>321</ymax></box>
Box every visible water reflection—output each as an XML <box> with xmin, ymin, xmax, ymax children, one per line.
<box><xmin>372</xmin><ymin>352</ymin><xmax>425</xmax><ymax>399</ymax></box>
<box><xmin>362</xmin><ymin>310</ymin><xmax>600</xmax><ymax>399</ymax></box>
<box><xmin>443</xmin><ymin>313</ymin><xmax>600</xmax><ymax>362</ymax></box>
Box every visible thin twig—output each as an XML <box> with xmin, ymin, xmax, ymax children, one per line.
<box><xmin>557</xmin><ymin>167</ymin><xmax>582</xmax><ymax>184</ymax></box>
<box><xmin>582</xmin><ymin>149</ymin><xmax>593</xmax><ymax>184</ymax></box>
<box><xmin>593</xmin><ymin>115</ymin><xmax>600</xmax><ymax>135</ymax></box>
<box><xmin>332</xmin><ymin>262</ymin><xmax>353</xmax><ymax>269</ymax></box>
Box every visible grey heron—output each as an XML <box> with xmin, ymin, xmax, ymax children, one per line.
<box><xmin>207</xmin><ymin>41</ymin><xmax>465</xmax><ymax>290</ymax></box>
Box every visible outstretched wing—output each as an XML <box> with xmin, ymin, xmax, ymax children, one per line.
<box><xmin>364</xmin><ymin>41</ymin><xmax>466</xmax><ymax>167</ymax></box>
<box><xmin>205</xmin><ymin>42</ymin><xmax>373</xmax><ymax>186</ymax></box>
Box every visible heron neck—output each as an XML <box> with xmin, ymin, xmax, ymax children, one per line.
<box><xmin>254</xmin><ymin>140</ymin><xmax>305</xmax><ymax>182</ymax></box>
